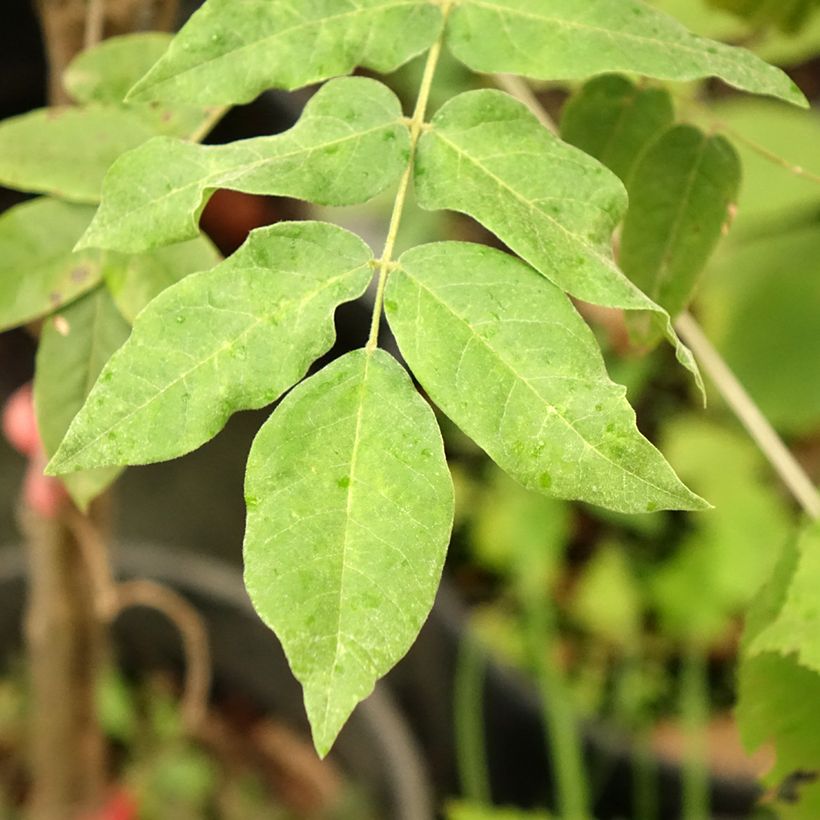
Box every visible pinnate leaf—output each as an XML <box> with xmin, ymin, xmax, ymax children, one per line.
<box><xmin>47</xmin><ymin>222</ymin><xmax>373</xmax><ymax>474</ymax></box>
<box><xmin>34</xmin><ymin>288</ymin><xmax>130</xmax><ymax>509</ymax></box>
<box><xmin>415</xmin><ymin>89</ymin><xmax>702</xmax><ymax>386</ymax></box>
<box><xmin>385</xmin><ymin>242</ymin><xmax>706</xmax><ymax>514</ymax></box>
<box><xmin>620</xmin><ymin>125</ymin><xmax>741</xmax><ymax>324</ymax></box>
<box><xmin>79</xmin><ymin>77</ymin><xmax>410</xmax><ymax>253</ymax></box>
<box><xmin>244</xmin><ymin>348</ymin><xmax>453</xmax><ymax>756</ymax></box>
<box><xmin>560</xmin><ymin>75</ymin><xmax>675</xmax><ymax>184</ymax></box>
<box><xmin>128</xmin><ymin>0</ymin><xmax>444</xmax><ymax>106</ymax></box>
<box><xmin>0</xmin><ymin>107</ymin><xmax>158</xmax><ymax>203</ymax></box>
<box><xmin>447</xmin><ymin>0</ymin><xmax>806</xmax><ymax>106</ymax></box>
<box><xmin>0</xmin><ymin>199</ymin><xmax>105</xmax><ymax>331</ymax></box>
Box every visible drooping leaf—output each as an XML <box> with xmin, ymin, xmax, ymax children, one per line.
<box><xmin>79</xmin><ymin>77</ymin><xmax>410</xmax><ymax>254</ymax></box>
<box><xmin>104</xmin><ymin>236</ymin><xmax>222</xmax><ymax>323</ymax></box>
<box><xmin>385</xmin><ymin>242</ymin><xmax>707</xmax><ymax>514</ymax></box>
<box><xmin>64</xmin><ymin>32</ymin><xmax>220</xmax><ymax>140</ymax></box>
<box><xmin>708</xmin><ymin>0</ymin><xmax>820</xmax><ymax>33</ymax></box>
<box><xmin>447</xmin><ymin>0</ymin><xmax>806</xmax><ymax>107</ymax></box>
<box><xmin>0</xmin><ymin>107</ymin><xmax>158</xmax><ymax>203</ymax></box>
<box><xmin>415</xmin><ymin>89</ymin><xmax>702</xmax><ymax>386</ymax></box>
<box><xmin>0</xmin><ymin>198</ymin><xmax>106</xmax><ymax>331</ymax></box>
<box><xmin>620</xmin><ymin>125</ymin><xmax>741</xmax><ymax>324</ymax></box>
<box><xmin>34</xmin><ymin>288</ymin><xmax>129</xmax><ymax>509</ymax></box>
<box><xmin>128</xmin><ymin>0</ymin><xmax>444</xmax><ymax>106</ymax></box>
<box><xmin>560</xmin><ymin>75</ymin><xmax>675</xmax><ymax>184</ymax></box>
<box><xmin>243</xmin><ymin>348</ymin><xmax>453</xmax><ymax>756</ymax></box>
<box><xmin>47</xmin><ymin>222</ymin><xmax>373</xmax><ymax>474</ymax></box>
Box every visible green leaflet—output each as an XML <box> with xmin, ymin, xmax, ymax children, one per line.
<box><xmin>0</xmin><ymin>199</ymin><xmax>105</xmax><ymax>331</ymax></box>
<box><xmin>447</xmin><ymin>0</ymin><xmax>806</xmax><ymax>107</ymax></box>
<box><xmin>0</xmin><ymin>107</ymin><xmax>158</xmax><ymax>203</ymax></box>
<box><xmin>34</xmin><ymin>288</ymin><xmax>130</xmax><ymax>510</ymax></box>
<box><xmin>415</xmin><ymin>89</ymin><xmax>702</xmax><ymax>387</ymax></box>
<box><xmin>620</xmin><ymin>125</ymin><xmax>741</xmax><ymax>324</ymax></box>
<box><xmin>244</xmin><ymin>348</ymin><xmax>453</xmax><ymax>756</ymax></box>
<box><xmin>385</xmin><ymin>242</ymin><xmax>706</xmax><ymax>514</ymax></box>
<box><xmin>64</xmin><ymin>33</ymin><xmax>219</xmax><ymax>140</ymax></box>
<box><xmin>47</xmin><ymin>222</ymin><xmax>373</xmax><ymax>474</ymax></box>
<box><xmin>79</xmin><ymin>77</ymin><xmax>410</xmax><ymax>254</ymax></box>
<box><xmin>104</xmin><ymin>236</ymin><xmax>222</xmax><ymax>323</ymax></box>
<box><xmin>128</xmin><ymin>0</ymin><xmax>444</xmax><ymax>106</ymax></box>
<box><xmin>560</xmin><ymin>75</ymin><xmax>675</xmax><ymax>185</ymax></box>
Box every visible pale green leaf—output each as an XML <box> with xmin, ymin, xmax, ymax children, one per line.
<box><xmin>34</xmin><ymin>288</ymin><xmax>129</xmax><ymax>509</ymax></box>
<box><xmin>560</xmin><ymin>75</ymin><xmax>675</xmax><ymax>184</ymax></box>
<box><xmin>0</xmin><ymin>107</ymin><xmax>158</xmax><ymax>203</ymax></box>
<box><xmin>47</xmin><ymin>222</ymin><xmax>373</xmax><ymax>474</ymax></box>
<box><xmin>79</xmin><ymin>77</ymin><xmax>410</xmax><ymax>254</ymax></box>
<box><xmin>0</xmin><ymin>199</ymin><xmax>105</xmax><ymax>331</ymax></box>
<box><xmin>64</xmin><ymin>32</ymin><xmax>220</xmax><ymax>140</ymax></box>
<box><xmin>385</xmin><ymin>242</ymin><xmax>706</xmax><ymax>513</ymax></box>
<box><xmin>620</xmin><ymin>125</ymin><xmax>741</xmax><ymax>323</ymax></box>
<box><xmin>415</xmin><ymin>89</ymin><xmax>702</xmax><ymax>387</ymax></box>
<box><xmin>243</xmin><ymin>348</ymin><xmax>453</xmax><ymax>756</ymax></box>
<box><xmin>128</xmin><ymin>0</ymin><xmax>444</xmax><ymax>106</ymax></box>
<box><xmin>708</xmin><ymin>0</ymin><xmax>820</xmax><ymax>33</ymax></box>
<box><xmin>447</xmin><ymin>0</ymin><xmax>806</xmax><ymax>106</ymax></box>
<box><xmin>104</xmin><ymin>236</ymin><xmax>222</xmax><ymax>323</ymax></box>
<box><xmin>446</xmin><ymin>801</ymin><xmax>552</xmax><ymax>820</ymax></box>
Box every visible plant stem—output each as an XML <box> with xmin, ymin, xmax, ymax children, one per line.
<box><xmin>680</xmin><ymin>644</ymin><xmax>710</xmax><ymax>820</ymax></box>
<box><xmin>83</xmin><ymin>0</ymin><xmax>105</xmax><ymax>50</ymax></box>
<box><xmin>493</xmin><ymin>75</ymin><xmax>558</xmax><ymax>133</ymax></box>
<box><xmin>675</xmin><ymin>312</ymin><xmax>820</xmax><ymax>520</ymax></box>
<box><xmin>453</xmin><ymin>632</ymin><xmax>491</xmax><ymax>804</ymax></box>
<box><xmin>366</xmin><ymin>2</ymin><xmax>452</xmax><ymax>351</ymax></box>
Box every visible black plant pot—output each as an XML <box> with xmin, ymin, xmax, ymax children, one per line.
<box><xmin>0</xmin><ymin>543</ymin><xmax>434</xmax><ymax>820</ymax></box>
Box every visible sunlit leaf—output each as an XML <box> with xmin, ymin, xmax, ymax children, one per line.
<box><xmin>79</xmin><ymin>77</ymin><xmax>409</xmax><ymax>253</ymax></box>
<box><xmin>385</xmin><ymin>241</ymin><xmax>706</xmax><ymax>513</ymax></box>
<box><xmin>34</xmin><ymin>288</ymin><xmax>129</xmax><ymax>509</ymax></box>
<box><xmin>448</xmin><ymin>0</ymin><xmax>806</xmax><ymax>106</ymax></box>
<box><xmin>47</xmin><ymin>222</ymin><xmax>373</xmax><ymax>473</ymax></box>
<box><xmin>244</xmin><ymin>348</ymin><xmax>453</xmax><ymax>755</ymax></box>
<box><xmin>128</xmin><ymin>0</ymin><xmax>444</xmax><ymax>106</ymax></box>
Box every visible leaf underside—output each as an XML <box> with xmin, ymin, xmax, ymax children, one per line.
<box><xmin>244</xmin><ymin>348</ymin><xmax>453</xmax><ymax>756</ymax></box>
<box><xmin>48</xmin><ymin>222</ymin><xmax>374</xmax><ymax>474</ymax></box>
<box><xmin>79</xmin><ymin>77</ymin><xmax>410</xmax><ymax>253</ymax></box>
<box><xmin>386</xmin><ymin>241</ymin><xmax>706</xmax><ymax>514</ymax></box>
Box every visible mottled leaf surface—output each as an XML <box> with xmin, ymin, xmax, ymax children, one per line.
<box><xmin>80</xmin><ymin>78</ymin><xmax>409</xmax><ymax>253</ymax></box>
<box><xmin>128</xmin><ymin>0</ymin><xmax>443</xmax><ymax>106</ymax></box>
<box><xmin>104</xmin><ymin>236</ymin><xmax>222</xmax><ymax>323</ymax></box>
<box><xmin>385</xmin><ymin>242</ymin><xmax>706</xmax><ymax>513</ymax></box>
<box><xmin>415</xmin><ymin>90</ymin><xmax>702</xmax><ymax>385</ymax></box>
<box><xmin>448</xmin><ymin>0</ymin><xmax>806</xmax><ymax>106</ymax></box>
<box><xmin>244</xmin><ymin>349</ymin><xmax>453</xmax><ymax>755</ymax></box>
<box><xmin>0</xmin><ymin>199</ymin><xmax>105</xmax><ymax>331</ymax></box>
<box><xmin>64</xmin><ymin>33</ymin><xmax>218</xmax><ymax>139</ymax></box>
<box><xmin>560</xmin><ymin>75</ymin><xmax>675</xmax><ymax>184</ymax></box>
<box><xmin>0</xmin><ymin>107</ymin><xmax>158</xmax><ymax>203</ymax></box>
<box><xmin>48</xmin><ymin>222</ymin><xmax>373</xmax><ymax>473</ymax></box>
<box><xmin>621</xmin><ymin>125</ymin><xmax>741</xmax><ymax>323</ymax></box>
<box><xmin>34</xmin><ymin>288</ymin><xmax>129</xmax><ymax>509</ymax></box>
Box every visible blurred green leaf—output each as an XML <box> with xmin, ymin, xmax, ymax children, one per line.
<box><xmin>707</xmin><ymin>0</ymin><xmax>820</xmax><ymax>34</ymax></box>
<box><xmin>446</xmin><ymin>800</ymin><xmax>552</xmax><ymax>820</ymax></box>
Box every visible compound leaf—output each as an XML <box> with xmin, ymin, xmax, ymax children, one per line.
<box><xmin>64</xmin><ymin>32</ymin><xmax>219</xmax><ymax>140</ymax></box>
<box><xmin>447</xmin><ymin>0</ymin><xmax>806</xmax><ymax>107</ymax></box>
<box><xmin>244</xmin><ymin>348</ymin><xmax>453</xmax><ymax>756</ymax></box>
<box><xmin>104</xmin><ymin>236</ymin><xmax>222</xmax><ymax>323</ymax></box>
<box><xmin>0</xmin><ymin>107</ymin><xmax>158</xmax><ymax>203</ymax></box>
<box><xmin>560</xmin><ymin>75</ymin><xmax>675</xmax><ymax>184</ymax></box>
<box><xmin>620</xmin><ymin>125</ymin><xmax>741</xmax><ymax>324</ymax></box>
<box><xmin>47</xmin><ymin>222</ymin><xmax>373</xmax><ymax>474</ymax></box>
<box><xmin>385</xmin><ymin>242</ymin><xmax>706</xmax><ymax>514</ymax></box>
<box><xmin>79</xmin><ymin>77</ymin><xmax>409</xmax><ymax>253</ymax></box>
<box><xmin>34</xmin><ymin>288</ymin><xmax>130</xmax><ymax>509</ymax></box>
<box><xmin>415</xmin><ymin>89</ymin><xmax>702</xmax><ymax>387</ymax></box>
<box><xmin>0</xmin><ymin>198</ymin><xmax>105</xmax><ymax>331</ymax></box>
<box><xmin>128</xmin><ymin>0</ymin><xmax>444</xmax><ymax>106</ymax></box>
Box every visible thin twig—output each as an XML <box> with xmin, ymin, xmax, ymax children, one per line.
<box><xmin>493</xmin><ymin>74</ymin><xmax>558</xmax><ymax>133</ymax></box>
<box><xmin>64</xmin><ymin>507</ymin><xmax>118</xmax><ymax>619</ymax></box>
<box><xmin>115</xmin><ymin>579</ymin><xmax>212</xmax><ymax>731</ymax></box>
<box><xmin>675</xmin><ymin>312</ymin><xmax>820</xmax><ymax>520</ymax></box>
<box><xmin>84</xmin><ymin>0</ymin><xmax>105</xmax><ymax>50</ymax></box>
